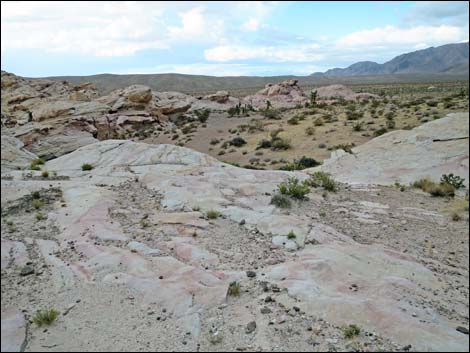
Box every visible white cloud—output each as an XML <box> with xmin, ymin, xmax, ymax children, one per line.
<box><xmin>336</xmin><ymin>25</ymin><xmax>467</xmax><ymax>48</ymax></box>
<box><xmin>1</xmin><ymin>1</ymin><xmax>168</xmax><ymax>56</ymax></box>
<box><xmin>205</xmin><ymin>44</ymin><xmax>322</xmax><ymax>62</ymax></box>
<box><xmin>241</xmin><ymin>18</ymin><xmax>260</xmax><ymax>31</ymax></box>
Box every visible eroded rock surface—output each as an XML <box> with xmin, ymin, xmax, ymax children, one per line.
<box><xmin>243</xmin><ymin>79</ymin><xmax>309</xmax><ymax>109</ymax></box>
<box><xmin>1</xmin><ymin>139</ymin><xmax>467</xmax><ymax>351</ymax></box>
<box><xmin>309</xmin><ymin>112</ymin><xmax>469</xmax><ymax>186</ymax></box>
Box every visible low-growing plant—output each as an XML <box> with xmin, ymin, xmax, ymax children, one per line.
<box><xmin>206</xmin><ymin>210</ymin><xmax>221</xmax><ymax>219</ymax></box>
<box><xmin>412</xmin><ymin>178</ymin><xmax>455</xmax><ymax>197</ymax></box>
<box><xmin>36</xmin><ymin>212</ymin><xmax>45</xmax><ymax>221</ymax></box>
<box><xmin>287</xmin><ymin>230</ymin><xmax>296</xmax><ymax>239</ymax></box>
<box><xmin>32</xmin><ymin>308</ymin><xmax>60</xmax><ymax>327</ymax></box>
<box><xmin>278</xmin><ymin>177</ymin><xmax>310</xmax><ymax>200</ymax></box>
<box><xmin>227</xmin><ymin>281</ymin><xmax>241</xmax><ymax>297</ymax></box>
<box><xmin>81</xmin><ymin>163</ymin><xmax>93</xmax><ymax>171</ymax></box>
<box><xmin>270</xmin><ymin>193</ymin><xmax>292</xmax><ymax>208</ymax></box>
<box><xmin>342</xmin><ymin>324</ymin><xmax>361</xmax><ymax>339</ymax></box>
<box><xmin>32</xmin><ymin>199</ymin><xmax>43</xmax><ymax>209</ymax></box>
<box><xmin>309</xmin><ymin>171</ymin><xmax>338</xmax><ymax>192</ymax></box>
<box><xmin>41</xmin><ymin>170</ymin><xmax>49</xmax><ymax>178</ymax></box>
<box><xmin>374</xmin><ymin>127</ymin><xmax>388</xmax><ymax>136</ymax></box>
<box><xmin>441</xmin><ymin>173</ymin><xmax>465</xmax><ymax>189</ymax></box>
<box><xmin>229</xmin><ymin>137</ymin><xmax>247</xmax><ymax>147</ymax></box>
<box><xmin>31</xmin><ymin>191</ymin><xmax>41</xmax><ymax>199</ymax></box>
<box><xmin>195</xmin><ymin>108</ymin><xmax>210</xmax><ymax>123</ymax></box>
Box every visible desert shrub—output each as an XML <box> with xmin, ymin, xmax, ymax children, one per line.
<box><xmin>261</xmin><ymin>109</ymin><xmax>280</xmax><ymax>120</ymax></box>
<box><xmin>32</xmin><ymin>199</ymin><xmax>43</xmax><ymax>209</ymax></box>
<box><xmin>278</xmin><ymin>177</ymin><xmax>310</xmax><ymax>200</ymax></box>
<box><xmin>374</xmin><ymin>127</ymin><xmax>388</xmax><ymax>136</ymax></box>
<box><xmin>287</xmin><ymin>230</ymin><xmax>296</xmax><ymax>239</ymax></box>
<box><xmin>35</xmin><ymin>212</ymin><xmax>45</xmax><ymax>221</ymax></box>
<box><xmin>271</xmin><ymin>138</ymin><xmax>291</xmax><ymax>151</ymax></box>
<box><xmin>342</xmin><ymin>324</ymin><xmax>361</xmax><ymax>339</ymax></box>
<box><xmin>206</xmin><ymin>210</ymin><xmax>221</xmax><ymax>219</ymax></box>
<box><xmin>310</xmin><ymin>171</ymin><xmax>338</xmax><ymax>192</ymax></box>
<box><xmin>279</xmin><ymin>156</ymin><xmax>320</xmax><ymax>171</ymax></box>
<box><xmin>81</xmin><ymin>163</ymin><xmax>93</xmax><ymax>171</ymax></box>
<box><xmin>270</xmin><ymin>193</ymin><xmax>292</xmax><ymax>208</ymax></box>
<box><xmin>287</xmin><ymin>116</ymin><xmax>299</xmax><ymax>125</ymax></box>
<box><xmin>227</xmin><ymin>281</ymin><xmax>240</xmax><ymax>296</ymax></box>
<box><xmin>346</xmin><ymin>110</ymin><xmax>363</xmax><ymax>121</ymax></box>
<box><xmin>412</xmin><ymin>178</ymin><xmax>455</xmax><ymax>197</ymax></box>
<box><xmin>352</xmin><ymin>122</ymin><xmax>363</xmax><ymax>131</ymax></box>
<box><xmin>41</xmin><ymin>170</ymin><xmax>49</xmax><ymax>178</ymax></box>
<box><xmin>451</xmin><ymin>212</ymin><xmax>462</xmax><ymax>221</ymax></box>
<box><xmin>32</xmin><ymin>309</ymin><xmax>59</xmax><ymax>327</ymax></box>
<box><xmin>305</xmin><ymin>126</ymin><xmax>315</xmax><ymax>136</ymax></box>
<box><xmin>210</xmin><ymin>138</ymin><xmax>220</xmax><ymax>145</ymax></box>
<box><xmin>428</xmin><ymin>183</ymin><xmax>455</xmax><ymax>197</ymax></box>
<box><xmin>441</xmin><ymin>173</ymin><xmax>465</xmax><ymax>189</ymax></box>
<box><xmin>195</xmin><ymin>109</ymin><xmax>210</xmax><ymax>123</ymax></box>
<box><xmin>31</xmin><ymin>191</ymin><xmax>41</xmax><ymax>199</ymax></box>
<box><xmin>229</xmin><ymin>137</ymin><xmax>247</xmax><ymax>147</ymax></box>
<box><xmin>313</xmin><ymin>117</ymin><xmax>324</xmax><ymax>126</ymax></box>
<box><xmin>386</xmin><ymin>119</ymin><xmax>396</xmax><ymax>129</ymax></box>
<box><xmin>257</xmin><ymin>139</ymin><xmax>272</xmax><ymax>149</ymax></box>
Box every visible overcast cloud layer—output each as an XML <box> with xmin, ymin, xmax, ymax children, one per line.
<box><xmin>2</xmin><ymin>1</ymin><xmax>469</xmax><ymax>77</ymax></box>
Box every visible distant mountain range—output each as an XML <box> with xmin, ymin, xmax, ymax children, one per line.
<box><xmin>313</xmin><ymin>42</ymin><xmax>469</xmax><ymax>77</ymax></box>
<box><xmin>40</xmin><ymin>43</ymin><xmax>469</xmax><ymax>94</ymax></box>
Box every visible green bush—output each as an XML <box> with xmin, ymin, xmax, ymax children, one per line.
<box><xmin>270</xmin><ymin>193</ymin><xmax>292</xmax><ymax>208</ymax></box>
<box><xmin>195</xmin><ymin>109</ymin><xmax>210</xmax><ymax>123</ymax></box>
<box><xmin>342</xmin><ymin>324</ymin><xmax>361</xmax><ymax>339</ymax></box>
<box><xmin>440</xmin><ymin>173</ymin><xmax>465</xmax><ymax>189</ymax></box>
<box><xmin>271</xmin><ymin>138</ymin><xmax>291</xmax><ymax>151</ymax></box>
<box><xmin>227</xmin><ymin>281</ymin><xmax>240</xmax><ymax>296</ymax></box>
<box><xmin>229</xmin><ymin>137</ymin><xmax>247</xmax><ymax>147</ymax></box>
<box><xmin>206</xmin><ymin>210</ymin><xmax>221</xmax><ymax>219</ymax></box>
<box><xmin>81</xmin><ymin>163</ymin><xmax>93</xmax><ymax>171</ymax></box>
<box><xmin>309</xmin><ymin>171</ymin><xmax>338</xmax><ymax>192</ymax></box>
<box><xmin>278</xmin><ymin>177</ymin><xmax>310</xmax><ymax>200</ymax></box>
<box><xmin>32</xmin><ymin>309</ymin><xmax>59</xmax><ymax>327</ymax></box>
<box><xmin>287</xmin><ymin>230</ymin><xmax>296</xmax><ymax>239</ymax></box>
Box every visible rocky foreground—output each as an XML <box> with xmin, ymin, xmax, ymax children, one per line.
<box><xmin>1</xmin><ymin>111</ymin><xmax>469</xmax><ymax>351</ymax></box>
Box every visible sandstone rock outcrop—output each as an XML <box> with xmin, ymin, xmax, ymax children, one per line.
<box><xmin>309</xmin><ymin>112</ymin><xmax>469</xmax><ymax>186</ymax></box>
<box><xmin>1</xmin><ymin>136</ymin><xmax>38</xmax><ymax>172</ymax></box>
<box><xmin>315</xmin><ymin>84</ymin><xmax>378</xmax><ymax>101</ymax></box>
<box><xmin>243</xmin><ymin>79</ymin><xmax>309</xmax><ymax>109</ymax></box>
<box><xmin>1</xmin><ymin>139</ymin><xmax>467</xmax><ymax>350</ymax></box>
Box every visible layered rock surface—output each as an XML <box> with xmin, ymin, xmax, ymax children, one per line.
<box><xmin>243</xmin><ymin>79</ymin><xmax>309</xmax><ymax>109</ymax></box>
<box><xmin>309</xmin><ymin>112</ymin><xmax>469</xmax><ymax>186</ymax></box>
<box><xmin>1</xmin><ymin>137</ymin><xmax>468</xmax><ymax>351</ymax></box>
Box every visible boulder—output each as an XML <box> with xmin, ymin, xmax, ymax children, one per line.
<box><xmin>243</xmin><ymin>79</ymin><xmax>309</xmax><ymax>109</ymax></box>
<box><xmin>1</xmin><ymin>135</ymin><xmax>37</xmax><ymax>172</ymax></box>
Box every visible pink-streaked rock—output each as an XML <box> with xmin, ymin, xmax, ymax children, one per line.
<box><xmin>151</xmin><ymin>211</ymin><xmax>209</xmax><ymax>229</ymax></box>
<box><xmin>264</xmin><ymin>243</ymin><xmax>469</xmax><ymax>351</ymax></box>
<box><xmin>1</xmin><ymin>310</ymin><xmax>27</xmax><ymax>352</ymax></box>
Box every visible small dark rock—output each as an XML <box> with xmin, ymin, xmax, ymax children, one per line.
<box><xmin>20</xmin><ymin>265</ymin><xmax>35</xmax><ymax>276</ymax></box>
<box><xmin>260</xmin><ymin>306</ymin><xmax>272</xmax><ymax>314</ymax></box>
<box><xmin>246</xmin><ymin>270</ymin><xmax>256</xmax><ymax>278</ymax></box>
<box><xmin>456</xmin><ymin>326</ymin><xmax>469</xmax><ymax>335</ymax></box>
<box><xmin>245</xmin><ymin>321</ymin><xmax>256</xmax><ymax>334</ymax></box>
<box><xmin>239</xmin><ymin>219</ymin><xmax>246</xmax><ymax>225</ymax></box>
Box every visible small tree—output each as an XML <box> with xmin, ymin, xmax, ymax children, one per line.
<box><xmin>310</xmin><ymin>90</ymin><xmax>317</xmax><ymax>107</ymax></box>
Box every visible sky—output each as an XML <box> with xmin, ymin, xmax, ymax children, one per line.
<box><xmin>1</xmin><ymin>1</ymin><xmax>469</xmax><ymax>77</ymax></box>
